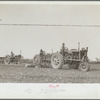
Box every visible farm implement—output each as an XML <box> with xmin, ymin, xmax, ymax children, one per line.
<box><xmin>33</xmin><ymin>49</ymin><xmax>52</xmax><ymax>68</ymax></box>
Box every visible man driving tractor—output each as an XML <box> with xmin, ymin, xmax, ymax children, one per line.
<box><xmin>11</xmin><ymin>51</ymin><xmax>15</xmax><ymax>58</ymax></box>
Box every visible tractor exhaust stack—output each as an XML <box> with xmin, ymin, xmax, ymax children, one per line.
<box><xmin>78</xmin><ymin>42</ymin><xmax>80</xmax><ymax>50</ymax></box>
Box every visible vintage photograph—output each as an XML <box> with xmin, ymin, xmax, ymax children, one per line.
<box><xmin>0</xmin><ymin>1</ymin><xmax>100</xmax><ymax>84</ymax></box>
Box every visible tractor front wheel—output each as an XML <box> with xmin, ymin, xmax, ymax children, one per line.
<box><xmin>51</xmin><ymin>53</ymin><xmax>63</xmax><ymax>69</ymax></box>
<box><xmin>79</xmin><ymin>62</ymin><xmax>90</xmax><ymax>72</ymax></box>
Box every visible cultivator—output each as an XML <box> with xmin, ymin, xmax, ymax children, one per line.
<box><xmin>33</xmin><ymin>49</ymin><xmax>52</xmax><ymax>68</ymax></box>
<box><xmin>33</xmin><ymin>43</ymin><xmax>90</xmax><ymax>71</ymax></box>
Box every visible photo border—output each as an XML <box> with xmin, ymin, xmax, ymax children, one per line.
<box><xmin>0</xmin><ymin>1</ymin><xmax>100</xmax><ymax>99</ymax></box>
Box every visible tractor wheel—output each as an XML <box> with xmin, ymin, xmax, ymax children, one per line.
<box><xmin>51</xmin><ymin>53</ymin><xmax>63</xmax><ymax>69</ymax></box>
<box><xmin>4</xmin><ymin>55</ymin><xmax>10</xmax><ymax>65</ymax></box>
<box><xmin>79</xmin><ymin>62</ymin><xmax>90</xmax><ymax>72</ymax></box>
<box><xmin>33</xmin><ymin>54</ymin><xmax>41</xmax><ymax>65</ymax></box>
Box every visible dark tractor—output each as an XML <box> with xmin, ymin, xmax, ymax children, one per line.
<box><xmin>33</xmin><ymin>49</ymin><xmax>52</xmax><ymax>68</ymax></box>
<box><xmin>51</xmin><ymin>43</ymin><xmax>90</xmax><ymax>71</ymax></box>
<box><xmin>4</xmin><ymin>52</ymin><xmax>23</xmax><ymax>65</ymax></box>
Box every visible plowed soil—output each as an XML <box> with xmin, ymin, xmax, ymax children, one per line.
<box><xmin>0</xmin><ymin>64</ymin><xmax>99</xmax><ymax>83</ymax></box>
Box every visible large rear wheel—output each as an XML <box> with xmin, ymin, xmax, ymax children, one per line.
<box><xmin>51</xmin><ymin>53</ymin><xmax>63</xmax><ymax>69</ymax></box>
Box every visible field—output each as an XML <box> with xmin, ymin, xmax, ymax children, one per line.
<box><xmin>0</xmin><ymin>63</ymin><xmax>100</xmax><ymax>83</ymax></box>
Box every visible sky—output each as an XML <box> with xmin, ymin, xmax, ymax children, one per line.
<box><xmin>0</xmin><ymin>2</ymin><xmax>100</xmax><ymax>60</ymax></box>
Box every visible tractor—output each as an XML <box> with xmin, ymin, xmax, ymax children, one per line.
<box><xmin>33</xmin><ymin>43</ymin><xmax>90</xmax><ymax>71</ymax></box>
<box><xmin>51</xmin><ymin>43</ymin><xmax>90</xmax><ymax>71</ymax></box>
<box><xmin>4</xmin><ymin>52</ymin><xmax>23</xmax><ymax>65</ymax></box>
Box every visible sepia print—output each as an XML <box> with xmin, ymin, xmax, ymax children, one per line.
<box><xmin>0</xmin><ymin>1</ymin><xmax>100</xmax><ymax>99</ymax></box>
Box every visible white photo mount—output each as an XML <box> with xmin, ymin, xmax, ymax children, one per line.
<box><xmin>0</xmin><ymin>1</ymin><xmax>100</xmax><ymax>99</ymax></box>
